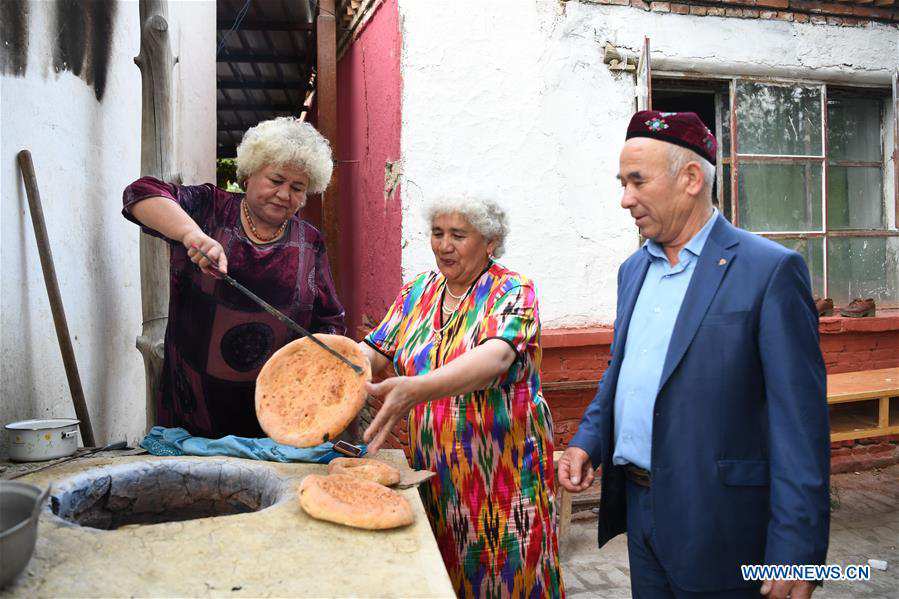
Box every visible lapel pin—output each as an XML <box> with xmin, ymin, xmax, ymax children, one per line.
<box><xmin>718</xmin><ymin>258</ymin><xmax>727</xmax><ymax>266</ymax></box>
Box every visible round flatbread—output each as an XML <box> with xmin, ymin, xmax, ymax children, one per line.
<box><xmin>255</xmin><ymin>334</ymin><xmax>371</xmax><ymax>448</ymax></box>
<box><xmin>327</xmin><ymin>457</ymin><xmax>401</xmax><ymax>487</ymax></box>
<box><xmin>298</xmin><ymin>474</ymin><xmax>414</xmax><ymax>530</ymax></box>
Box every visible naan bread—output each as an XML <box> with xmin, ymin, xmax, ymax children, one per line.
<box><xmin>255</xmin><ymin>335</ymin><xmax>371</xmax><ymax>448</ymax></box>
<box><xmin>328</xmin><ymin>457</ymin><xmax>401</xmax><ymax>487</ymax></box>
<box><xmin>298</xmin><ymin>474</ymin><xmax>414</xmax><ymax>530</ymax></box>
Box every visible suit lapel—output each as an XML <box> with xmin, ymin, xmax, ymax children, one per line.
<box><xmin>657</xmin><ymin>216</ymin><xmax>738</xmax><ymax>393</ymax></box>
<box><xmin>602</xmin><ymin>254</ymin><xmax>651</xmax><ymax>465</ymax></box>
<box><xmin>614</xmin><ymin>255</ymin><xmax>651</xmax><ymax>362</ymax></box>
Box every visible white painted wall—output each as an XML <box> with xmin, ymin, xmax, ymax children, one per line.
<box><xmin>1</xmin><ymin>0</ymin><xmax>215</xmax><ymax>447</ymax></box>
<box><xmin>397</xmin><ymin>0</ymin><xmax>898</xmax><ymax>327</ymax></box>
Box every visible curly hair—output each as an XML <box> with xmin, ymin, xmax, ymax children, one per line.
<box><xmin>424</xmin><ymin>196</ymin><xmax>510</xmax><ymax>258</ymax></box>
<box><xmin>235</xmin><ymin>117</ymin><xmax>333</xmax><ymax>194</ymax></box>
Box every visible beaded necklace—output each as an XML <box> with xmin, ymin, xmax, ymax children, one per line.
<box><xmin>242</xmin><ymin>200</ymin><xmax>289</xmax><ymax>243</ymax></box>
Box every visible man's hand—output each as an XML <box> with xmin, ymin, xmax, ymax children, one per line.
<box><xmin>760</xmin><ymin>579</ymin><xmax>815</xmax><ymax>599</ymax></box>
<box><xmin>558</xmin><ymin>446</ymin><xmax>595</xmax><ymax>493</ymax></box>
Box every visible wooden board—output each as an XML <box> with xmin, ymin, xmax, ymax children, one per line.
<box><xmin>827</xmin><ymin>367</ymin><xmax>899</xmax><ymax>403</ymax></box>
<box><xmin>830</xmin><ymin>424</ymin><xmax>899</xmax><ymax>443</ymax></box>
<box><xmin>827</xmin><ymin>367</ymin><xmax>899</xmax><ymax>441</ymax></box>
<box><xmin>553</xmin><ymin>450</ymin><xmax>572</xmax><ymax>550</ymax></box>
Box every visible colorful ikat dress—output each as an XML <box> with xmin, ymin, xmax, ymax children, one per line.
<box><xmin>365</xmin><ymin>262</ymin><xmax>564</xmax><ymax>599</ymax></box>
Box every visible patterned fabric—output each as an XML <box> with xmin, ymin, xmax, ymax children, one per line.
<box><xmin>365</xmin><ymin>262</ymin><xmax>563</xmax><ymax>599</ymax></box>
<box><xmin>122</xmin><ymin>177</ymin><xmax>345</xmax><ymax>438</ymax></box>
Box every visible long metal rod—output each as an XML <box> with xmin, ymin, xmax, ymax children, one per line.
<box><xmin>760</xmin><ymin>230</ymin><xmax>899</xmax><ymax>238</ymax></box>
<box><xmin>193</xmin><ymin>248</ymin><xmax>363</xmax><ymax>375</ymax></box>
<box><xmin>16</xmin><ymin>150</ymin><xmax>96</xmax><ymax>447</ymax></box>
<box><xmin>9</xmin><ymin>441</ymin><xmax>127</xmax><ymax>480</ymax></box>
<box><xmin>821</xmin><ymin>83</ymin><xmax>829</xmax><ymax>298</ymax></box>
<box><xmin>730</xmin><ymin>78</ymin><xmax>739</xmax><ymax>227</ymax></box>
<box><xmin>736</xmin><ymin>154</ymin><xmax>825</xmax><ymax>162</ymax></box>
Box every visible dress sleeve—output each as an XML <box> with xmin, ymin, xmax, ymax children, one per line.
<box><xmin>477</xmin><ymin>281</ymin><xmax>540</xmax><ymax>388</ymax></box>
<box><xmin>121</xmin><ymin>176</ymin><xmax>219</xmax><ymax>244</ymax></box>
<box><xmin>363</xmin><ymin>277</ymin><xmax>420</xmax><ymax>361</ymax></box>
<box><xmin>310</xmin><ymin>238</ymin><xmax>346</xmax><ymax>336</ymax></box>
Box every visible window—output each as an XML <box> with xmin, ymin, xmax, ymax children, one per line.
<box><xmin>654</xmin><ymin>79</ymin><xmax>897</xmax><ymax>307</ymax></box>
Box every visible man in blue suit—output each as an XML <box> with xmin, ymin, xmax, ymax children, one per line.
<box><xmin>558</xmin><ymin>111</ymin><xmax>829</xmax><ymax>599</ymax></box>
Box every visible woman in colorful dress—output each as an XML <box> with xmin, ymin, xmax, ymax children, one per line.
<box><xmin>359</xmin><ymin>197</ymin><xmax>563</xmax><ymax>598</ymax></box>
<box><xmin>122</xmin><ymin>117</ymin><xmax>344</xmax><ymax>438</ymax></box>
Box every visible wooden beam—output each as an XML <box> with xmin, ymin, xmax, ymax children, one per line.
<box><xmin>217</xmin><ymin>53</ymin><xmax>303</xmax><ymax>64</ymax></box>
<box><xmin>219</xmin><ymin>79</ymin><xmax>309</xmax><ymax>90</ymax></box>
<box><xmin>789</xmin><ymin>0</ymin><xmax>897</xmax><ymax>20</ymax></box>
<box><xmin>17</xmin><ymin>151</ymin><xmax>96</xmax><ymax>447</ymax></box>
<box><xmin>337</xmin><ymin>0</ymin><xmax>381</xmax><ymax>60</ymax></box>
<box><xmin>879</xmin><ymin>396</ymin><xmax>890</xmax><ymax>429</ymax></box>
<box><xmin>542</xmin><ymin>379</ymin><xmax>601</xmax><ymax>391</ymax></box>
<box><xmin>223</xmin><ymin>61</ymin><xmax>265</xmax><ymax>125</ymax></box>
<box><xmin>316</xmin><ymin>0</ymin><xmax>343</xmax><ymax>296</ymax></box>
<box><xmin>134</xmin><ymin>0</ymin><xmax>175</xmax><ymax>433</ymax></box>
<box><xmin>830</xmin><ymin>425</ymin><xmax>899</xmax><ymax>443</ymax></box>
<box><xmin>218</xmin><ymin>103</ymin><xmax>300</xmax><ymax>112</ymax></box>
<box><xmin>217</xmin><ymin>18</ymin><xmax>313</xmax><ymax>31</ymax></box>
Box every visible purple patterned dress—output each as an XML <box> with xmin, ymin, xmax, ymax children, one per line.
<box><xmin>122</xmin><ymin>177</ymin><xmax>345</xmax><ymax>438</ymax></box>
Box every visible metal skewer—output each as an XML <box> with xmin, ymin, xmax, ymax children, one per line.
<box><xmin>192</xmin><ymin>247</ymin><xmax>364</xmax><ymax>375</ymax></box>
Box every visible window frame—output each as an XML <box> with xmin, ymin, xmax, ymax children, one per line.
<box><xmin>653</xmin><ymin>74</ymin><xmax>897</xmax><ymax>300</ymax></box>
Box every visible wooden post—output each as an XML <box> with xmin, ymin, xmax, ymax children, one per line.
<box><xmin>17</xmin><ymin>151</ymin><xmax>96</xmax><ymax>447</ymax></box>
<box><xmin>316</xmin><ymin>0</ymin><xmax>342</xmax><ymax>294</ymax></box>
<box><xmin>553</xmin><ymin>450</ymin><xmax>572</xmax><ymax>552</ymax></box>
<box><xmin>134</xmin><ymin>0</ymin><xmax>176</xmax><ymax>432</ymax></box>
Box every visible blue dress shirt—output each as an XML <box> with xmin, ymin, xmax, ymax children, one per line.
<box><xmin>612</xmin><ymin>209</ymin><xmax>718</xmax><ymax>470</ymax></box>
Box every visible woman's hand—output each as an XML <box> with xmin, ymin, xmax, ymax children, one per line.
<box><xmin>182</xmin><ymin>229</ymin><xmax>228</xmax><ymax>276</ymax></box>
<box><xmin>363</xmin><ymin>377</ymin><xmax>425</xmax><ymax>454</ymax></box>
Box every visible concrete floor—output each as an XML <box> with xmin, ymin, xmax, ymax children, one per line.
<box><xmin>560</xmin><ymin>464</ymin><xmax>899</xmax><ymax>598</ymax></box>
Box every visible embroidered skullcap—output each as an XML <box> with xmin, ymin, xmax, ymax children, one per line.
<box><xmin>626</xmin><ymin>110</ymin><xmax>717</xmax><ymax>165</ymax></box>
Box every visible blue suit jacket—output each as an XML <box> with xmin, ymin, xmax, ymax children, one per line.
<box><xmin>570</xmin><ymin>215</ymin><xmax>830</xmax><ymax>592</ymax></box>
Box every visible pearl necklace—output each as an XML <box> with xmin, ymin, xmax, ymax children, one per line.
<box><xmin>434</xmin><ymin>283</ymin><xmax>470</xmax><ymax>340</ymax></box>
<box><xmin>242</xmin><ymin>200</ymin><xmax>289</xmax><ymax>243</ymax></box>
<box><xmin>445</xmin><ymin>285</ymin><xmax>466</xmax><ymax>300</ymax></box>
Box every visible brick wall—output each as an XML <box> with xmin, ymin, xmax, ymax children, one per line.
<box><xmin>542</xmin><ymin>311</ymin><xmax>899</xmax><ymax>471</ymax></box>
<box><xmin>579</xmin><ymin>0</ymin><xmax>898</xmax><ymax>26</ymax></box>
<box><xmin>369</xmin><ymin>313</ymin><xmax>899</xmax><ymax>472</ymax></box>
<box><xmin>820</xmin><ymin>315</ymin><xmax>899</xmax><ymax>373</ymax></box>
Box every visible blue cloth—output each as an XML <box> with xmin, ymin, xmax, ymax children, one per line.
<box><xmin>625</xmin><ymin>480</ymin><xmax>761</xmax><ymax>598</ymax></box>
<box><xmin>140</xmin><ymin>426</ymin><xmax>365</xmax><ymax>463</ymax></box>
<box><xmin>613</xmin><ymin>209</ymin><xmax>717</xmax><ymax>470</ymax></box>
<box><xmin>570</xmin><ymin>214</ymin><xmax>829</xmax><ymax>592</ymax></box>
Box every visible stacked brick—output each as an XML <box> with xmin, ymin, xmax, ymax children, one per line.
<box><xmin>578</xmin><ymin>0</ymin><xmax>898</xmax><ymax>26</ymax></box>
<box><xmin>539</xmin><ymin>315</ymin><xmax>899</xmax><ymax>471</ymax></box>
<box><xmin>831</xmin><ymin>436</ymin><xmax>899</xmax><ymax>473</ymax></box>
<box><xmin>374</xmin><ymin>313</ymin><xmax>899</xmax><ymax>472</ymax></box>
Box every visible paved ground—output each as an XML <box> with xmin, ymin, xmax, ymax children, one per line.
<box><xmin>560</xmin><ymin>464</ymin><xmax>899</xmax><ymax>597</ymax></box>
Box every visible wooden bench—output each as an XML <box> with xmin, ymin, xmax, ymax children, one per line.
<box><xmin>827</xmin><ymin>366</ymin><xmax>899</xmax><ymax>442</ymax></box>
<box><xmin>553</xmin><ymin>450</ymin><xmax>573</xmax><ymax>549</ymax></box>
<box><xmin>549</xmin><ymin>367</ymin><xmax>899</xmax><ymax>549</ymax></box>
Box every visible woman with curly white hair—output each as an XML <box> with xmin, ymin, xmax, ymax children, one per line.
<box><xmin>360</xmin><ymin>198</ymin><xmax>564</xmax><ymax>598</ymax></box>
<box><xmin>122</xmin><ymin>117</ymin><xmax>344</xmax><ymax>438</ymax></box>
